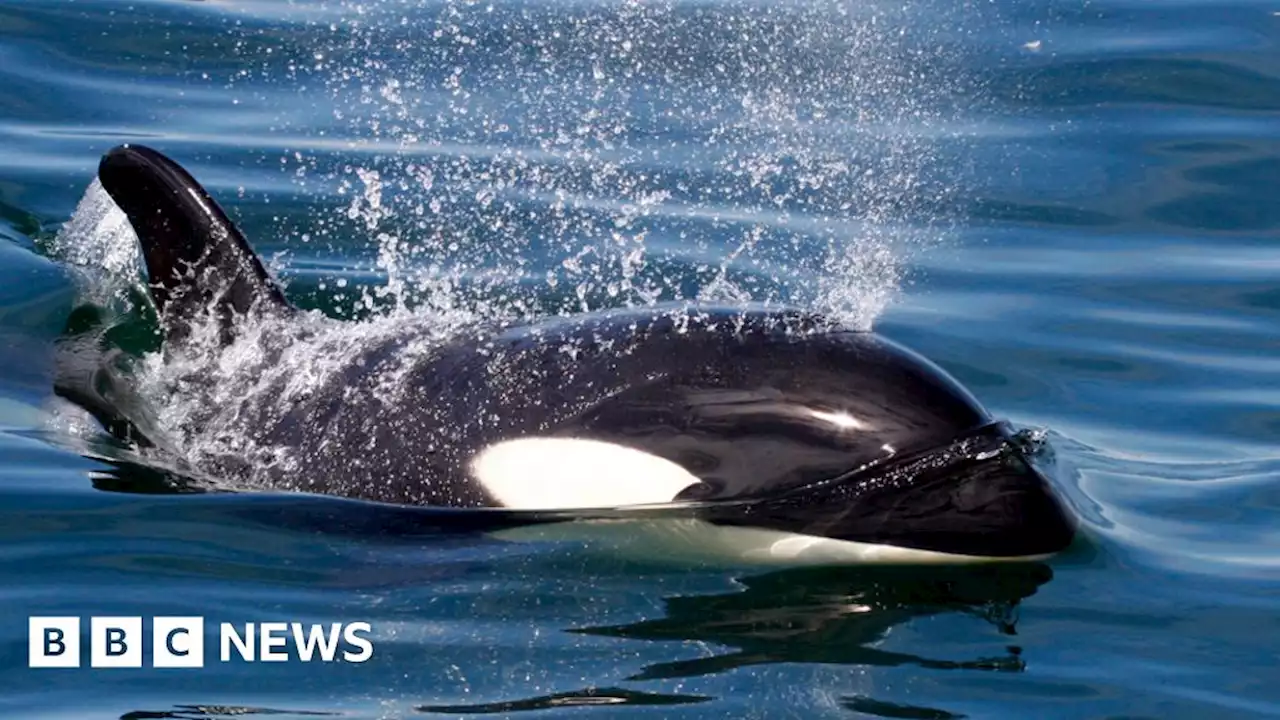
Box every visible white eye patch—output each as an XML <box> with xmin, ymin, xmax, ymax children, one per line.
<box><xmin>469</xmin><ymin>437</ymin><xmax>701</xmax><ymax>510</ymax></box>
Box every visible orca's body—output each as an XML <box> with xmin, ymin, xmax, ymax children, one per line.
<box><xmin>60</xmin><ymin>145</ymin><xmax>1075</xmax><ymax>566</ymax></box>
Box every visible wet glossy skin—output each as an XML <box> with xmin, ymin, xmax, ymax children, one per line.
<box><xmin>78</xmin><ymin>144</ymin><xmax>1077</xmax><ymax>559</ymax></box>
<box><xmin>427</xmin><ymin>308</ymin><xmax>989</xmax><ymax>504</ymax></box>
<box><xmin>337</xmin><ymin>309</ymin><xmax>1075</xmax><ymax>558</ymax></box>
<box><xmin>223</xmin><ymin>308</ymin><xmax>980</xmax><ymax>508</ymax></box>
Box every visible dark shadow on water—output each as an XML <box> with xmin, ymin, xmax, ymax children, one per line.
<box><xmin>120</xmin><ymin>706</ymin><xmax>337</xmax><ymax>719</ymax></box>
<box><xmin>88</xmin><ymin>461</ymin><xmax>211</xmax><ymax>496</ymax></box>
<box><xmin>416</xmin><ymin>687</ymin><xmax>711</xmax><ymax>715</ymax></box>
<box><xmin>842</xmin><ymin>695</ymin><xmax>966</xmax><ymax>719</ymax></box>
<box><xmin>572</xmin><ymin>563</ymin><xmax>1051</xmax><ymax>681</ymax></box>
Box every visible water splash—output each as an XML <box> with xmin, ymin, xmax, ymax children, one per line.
<box><xmin>217</xmin><ymin>0</ymin><xmax>974</xmax><ymax>325</ymax></box>
<box><xmin>54</xmin><ymin>0</ymin><xmax>983</xmax><ymax>476</ymax></box>
<box><xmin>132</xmin><ymin>306</ymin><xmax>476</xmax><ymax>487</ymax></box>
<box><xmin>45</xmin><ymin>179</ymin><xmax>144</xmax><ymax>311</ymax></box>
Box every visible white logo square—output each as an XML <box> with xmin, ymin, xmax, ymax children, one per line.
<box><xmin>29</xmin><ymin>617</ymin><xmax>80</xmax><ymax>668</ymax></box>
<box><xmin>90</xmin><ymin>616</ymin><xmax>142</xmax><ymax>668</ymax></box>
<box><xmin>153</xmin><ymin>617</ymin><xmax>204</xmax><ymax>668</ymax></box>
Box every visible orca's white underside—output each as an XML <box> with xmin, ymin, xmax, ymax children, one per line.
<box><xmin>491</xmin><ymin>519</ymin><xmax>1052</xmax><ymax>568</ymax></box>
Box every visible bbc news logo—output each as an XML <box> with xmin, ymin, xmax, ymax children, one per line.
<box><xmin>29</xmin><ymin>617</ymin><xmax>373</xmax><ymax>668</ymax></box>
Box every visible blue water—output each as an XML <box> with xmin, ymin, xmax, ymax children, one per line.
<box><xmin>2</xmin><ymin>0</ymin><xmax>1279</xmax><ymax>717</ymax></box>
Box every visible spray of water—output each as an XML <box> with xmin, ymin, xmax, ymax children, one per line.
<box><xmin>221</xmin><ymin>0</ymin><xmax>975</xmax><ymax>323</ymax></box>
<box><xmin>46</xmin><ymin>178</ymin><xmax>145</xmax><ymax>311</ymax></box>
<box><xmin>52</xmin><ymin>0</ymin><xmax>982</xmax><ymax>479</ymax></box>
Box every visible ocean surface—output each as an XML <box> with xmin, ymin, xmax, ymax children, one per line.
<box><xmin>1</xmin><ymin>0</ymin><xmax>1278</xmax><ymax>718</ymax></box>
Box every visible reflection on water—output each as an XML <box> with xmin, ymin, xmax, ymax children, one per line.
<box><xmin>418</xmin><ymin>687</ymin><xmax>711</xmax><ymax>714</ymax></box>
<box><xmin>410</xmin><ymin>564</ymin><xmax>1051</xmax><ymax>715</ymax></box>
<box><xmin>574</xmin><ymin>565</ymin><xmax>1050</xmax><ymax>681</ymax></box>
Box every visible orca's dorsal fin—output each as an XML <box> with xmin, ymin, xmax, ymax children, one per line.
<box><xmin>97</xmin><ymin>144</ymin><xmax>293</xmax><ymax>345</ymax></box>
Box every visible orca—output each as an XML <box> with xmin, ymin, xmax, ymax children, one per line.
<box><xmin>62</xmin><ymin>144</ymin><xmax>1075</xmax><ymax>566</ymax></box>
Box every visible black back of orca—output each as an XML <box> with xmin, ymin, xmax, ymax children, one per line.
<box><xmin>89</xmin><ymin>144</ymin><xmax>1076</xmax><ymax>559</ymax></box>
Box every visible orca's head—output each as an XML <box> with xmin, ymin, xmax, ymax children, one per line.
<box><xmin>467</xmin><ymin>315</ymin><xmax>1077</xmax><ymax>564</ymax></box>
<box><xmin>679</xmin><ymin>328</ymin><xmax>1078</xmax><ymax>563</ymax></box>
<box><xmin>691</xmin><ymin>421</ymin><xmax>1077</xmax><ymax>563</ymax></box>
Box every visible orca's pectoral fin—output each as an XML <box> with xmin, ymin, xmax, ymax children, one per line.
<box><xmin>97</xmin><ymin>145</ymin><xmax>293</xmax><ymax>345</ymax></box>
